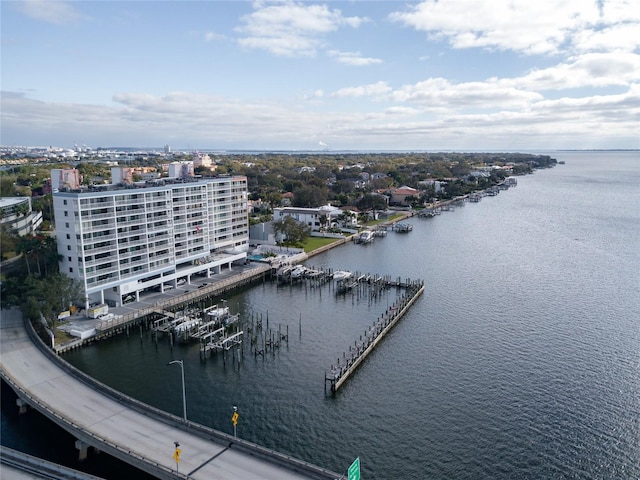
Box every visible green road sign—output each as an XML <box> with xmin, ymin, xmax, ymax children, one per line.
<box><xmin>348</xmin><ymin>457</ymin><xmax>360</xmax><ymax>480</ymax></box>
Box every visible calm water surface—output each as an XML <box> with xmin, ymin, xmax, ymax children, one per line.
<box><xmin>3</xmin><ymin>151</ymin><xmax>639</xmax><ymax>479</ymax></box>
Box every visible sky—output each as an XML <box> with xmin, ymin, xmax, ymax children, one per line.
<box><xmin>1</xmin><ymin>0</ymin><xmax>639</xmax><ymax>151</ymax></box>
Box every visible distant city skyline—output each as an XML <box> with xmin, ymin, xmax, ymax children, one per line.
<box><xmin>1</xmin><ymin>1</ymin><xmax>638</xmax><ymax>151</ymax></box>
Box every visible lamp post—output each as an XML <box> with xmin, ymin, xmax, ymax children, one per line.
<box><xmin>168</xmin><ymin>360</ymin><xmax>187</xmax><ymax>421</ymax></box>
<box><xmin>232</xmin><ymin>406</ymin><xmax>238</xmax><ymax>437</ymax></box>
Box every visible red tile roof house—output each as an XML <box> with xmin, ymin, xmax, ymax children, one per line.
<box><xmin>387</xmin><ymin>186</ymin><xmax>420</xmax><ymax>206</ymax></box>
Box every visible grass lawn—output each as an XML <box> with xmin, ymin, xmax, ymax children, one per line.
<box><xmin>362</xmin><ymin>213</ymin><xmax>408</xmax><ymax>227</ymax></box>
<box><xmin>54</xmin><ymin>328</ymin><xmax>74</xmax><ymax>344</ymax></box>
<box><xmin>301</xmin><ymin>236</ymin><xmax>343</xmax><ymax>253</ymax></box>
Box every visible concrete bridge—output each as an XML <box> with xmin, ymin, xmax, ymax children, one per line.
<box><xmin>0</xmin><ymin>309</ymin><xmax>342</xmax><ymax>480</ymax></box>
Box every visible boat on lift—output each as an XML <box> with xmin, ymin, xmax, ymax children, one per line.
<box><xmin>332</xmin><ymin>270</ymin><xmax>352</xmax><ymax>281</ymax></box>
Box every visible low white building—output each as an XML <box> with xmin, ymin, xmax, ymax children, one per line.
<box><xmin>0</xmin><ymin>197</ymin><xmax>43</xmax><ymax>236</ymax></box>
<box><xmin>273</xmin><ymin>205</ymin><xmax>358</xmax><ymax>231</ymax></box>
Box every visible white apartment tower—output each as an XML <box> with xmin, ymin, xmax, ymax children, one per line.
<box><xmin>52</xmin><ymin>169</ymin><xmax>249</xmax><ymax>309</ymax></box>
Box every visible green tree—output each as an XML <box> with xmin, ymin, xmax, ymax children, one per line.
<box><xmin>12</xmin><ymin>202</ymin><xmax>30</xmax><ymax>218</ymax></box>
<box><xmin>356</xmin><ymin>194</ymin><xmax>388</xmax><ymax>212</ymax></box>
<box><xmin>331</xmin><ymin>179</ymin><xmax>355</xmax><ymax>195</ymax></box>
<box><xmin>2</xmin><ymin>271</ymin><xmax>82</xmax><ymax>329</ymax></box>
<box><xmin>31</xmin><ymin>194</ymin><xmax>54</xmax><ymax>222</ymax></box>
<box><xmin>0</xmin><ymin>178</ymin><xmax>16</xmax><ymax>196</ymax></box>
<box><xmin>292</xmin><ymin>185</ymin><xmax>327</xmax><ymax>208</ymax></box>
<box><xmin>0</xmin><ymin>225</ymin><xmax>17</xmax><ymax>260</ymax></box>
<box><xmin>318</xmin><ymin>214</ymin><xmax>329</xmax><ymax>232</ymax></box>
<box><xmin>272</xmin><ymin>216</ymin><xmax>311</xmax><ymax>247</ymax></box>
<box><xmin>15</xmin><ymin>234</ymin><xmax>59</xmax><ymax>276</ymax></box>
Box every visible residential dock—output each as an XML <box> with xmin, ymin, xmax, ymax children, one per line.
<box><xmin>325</xmin><ymin>278</ymin><xmax>424</xmax><ymax>393</ymax></box>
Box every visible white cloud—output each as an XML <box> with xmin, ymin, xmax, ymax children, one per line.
<box><xmin>204</xmin><ymin>31</ymin><xmax>226</xmax><ymax>42</ymax></box>
<box><xmin>384</xmin><ymin>106</ymin><xmax>422</xmax><ymax>117</ymax></box>
<box><xmin>2</xmin><ymin>82</ymin><xmax>637</xmax><ymax>150</ymax></box>
<box><xmin>390</xmin><ymin>78</ymin><xmax>543</xmax><ymax>109</ymax></box>
<box><xmin>505</xmin><ymin>53</ymin><xmax>640</xmax><ymax>91</ymax></box>
<box><xmin>236</xmin><ymin>1</ymin><xmax>367</xmax><ymax>57</ymax></box>
<box><xmin>572</xmin><ymin>23</ymin><xmax>640</xmax><ymax>53</ymax></box>
<box><xmin>330</xmin><ymin>81</ymin><xmax>392</xmax><ymax>98</ymax></box>
<box><xmin>389</xmin><ymin>0</ymin><xmax>638</xmax><ymax>56</ymax></box>
<box><xmin>323</xmin><ymin>86</ymin><xmax>638</xmax><ymax>149</ymax></box>
<box><xmin>14</xmin><ymin>0</ymin><xmax>90</xmax><ymax>25</ymax></box>
<box><xmin>328</xmin><ymin>50</ymin><xmax>383</xmax><ymax>66</ymax></box>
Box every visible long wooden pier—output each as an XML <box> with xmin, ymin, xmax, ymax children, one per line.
<box><xmin>325</xmin><ymin>279</ymin><xmax>424</xmax><ymax>393</ymax></box>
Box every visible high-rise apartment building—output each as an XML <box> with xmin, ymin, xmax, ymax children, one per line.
<box><xmin>52</xmin><ymin>167</ymin><xmax>249</xmax><ymax>309</ymax></box>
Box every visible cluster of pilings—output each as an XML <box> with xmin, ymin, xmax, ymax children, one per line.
<box><xmin>325</xmin><ymin>279</ymin><xmax>425</xmax><ymax>394</ymax></box>
<box><xmin>246</xmin><ymin>312</ymin><xmax>291</xmax><ymax>358</ymax></box>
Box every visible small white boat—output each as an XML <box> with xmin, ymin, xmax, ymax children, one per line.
<box><xmin>332</xmin><ymin>270</ymin><xmax>352</xmax><ymax>281</ymax></box>
<box><xmin>290</xmin><ymin>265</ymin><xmax>307</xmax><ymax>279</ymax></box>
<box><xmin>205</xmin><ymin>305</ymin><xmax>230</xmax><ymax>320</ymax></box>
<box><xmin>174</xmin><ymin>318</ymin><xmax>200</xmax><ymax>333</ymax></box>
<box><xmin>357</xmin><ymin>230</ymin><xmax>374</xmax><ymax>243</ymax></box>
<box><xmin>276</xmin><ymin>264</ymin><xmax>293</xmax><ymax>276</ymax></box>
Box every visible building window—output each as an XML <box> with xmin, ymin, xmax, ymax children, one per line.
<box><xmin>67</xmin><ymin>245</ymin><xmax>71</xmax><ymax>251</ymax></box>
<box><xmin>63</xmin><ymin>200</ymin><xmax>67</xmax><ymax>205</ymax></box>
<box><xmin>68</xmin><ymin>256</ymin><xmax>71</xmax><ymax>261</ymax></box>
<box><xmin>65</xmin><ymin>222</ymin><xmax>69</xmax><ymax>228</ymax></box>
<box><xmin>64</xmin><ymin>211</ymin><xmax>68</xmax><ymax>217</ymax></box>
<box><xmin>66</xmin><ymin>234</ymin><xmax>70</xmax><ymax>239</ymax></box>
<box><xmin>69</xmin><ymin>267</ymin><xmax>73</xmax><ymax>273</ymax></box>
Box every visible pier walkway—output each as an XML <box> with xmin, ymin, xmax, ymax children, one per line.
<box><xmin>326</xmin><ymin>279</ymin><xmax>424</xmax><ymax>393</ymax></box>
<box><xmin>0</xmin><ymin>309</ymin><xmax>341</xmax><ymax>480</ymax></box>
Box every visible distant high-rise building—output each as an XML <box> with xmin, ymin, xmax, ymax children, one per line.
<box><xmin>52</xmin><ymin>169</ymin><xmax>249</xmax><ymax>309</ymax></box>
<box><xmin>168</xmin><ymin>161</ymin><xmax>195</xmax><ymax>178</ymax></box>
<box><xmin>193</xmin><ymin>152</ymin><xmax>213</xmax><ymax>169</ymax></box>
<box><xmin>164</xmin><ymin>144</ymin><xmax>172</xmax><ymax>154</ymax></box>
<box><xmin>50</xmin><ymin>168</ymin><xmax>82</xmax><ymax>191</ymax></box>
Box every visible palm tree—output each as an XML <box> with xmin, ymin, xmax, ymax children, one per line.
<box><xmin>16</xmin><ymin>235</ymin><xmax>34</xmax><ymax>275</ymax></box>
<box><xmin>12</xmin><ymin>202</ymin><xmax>30</xmax><ymax>218</ymax></box>
<box><xmin>319</xmin><ymin>214</ymin><xmax>328</xmax><ymax>232</ymax></box>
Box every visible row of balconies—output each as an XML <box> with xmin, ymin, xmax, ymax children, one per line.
<box><xmin>83</xmin><ymin>243</ymin><xmax>116</xmax><ymax>256</ymax></box>
<box><xmin>83</xmin><ymin>232</ymin><xmax>117</xmax><ymax>243</ymax></box>
<box><xmin>82</xmin><ymin>242</ymin><xmax>173</xmax><ymax>268</ymax></box>
<box><xmin>119</xmin><ymin>257</ymin><xmax>148</xmax><ymax>268</ymax></box>
<box><xmin>114</xmin><ymin>195</ymin><xmax>145</xmax><ymax>206</ymax></box>
<box><xmin>116</xmin><ymin>216</ymin><xmax>147</xmax><ymax>227</ymax></box>
<box><xmin>81</xmin><ymin>214</ymin><xmax>114</xmax><ymax>225</ymax></box>
<box><xmin>149</xmin><ymin>258</ymin><xmax>172</xmax><ymax>270</ymax></box>
<box><xmin>79</xmin><ymin>198</ymin><xmax>112</xmax><ymax>207</ymax></box>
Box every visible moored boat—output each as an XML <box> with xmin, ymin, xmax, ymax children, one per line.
<box><xmin>332</xmin><ymin>270</ymin><xmax>352</xmax><ymax>281</ymax></box>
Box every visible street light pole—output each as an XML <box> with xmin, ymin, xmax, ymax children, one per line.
<box><xmin>168</xmin><ymin>360</ymin><xmax>187</xmax><ymax>421</ymax></box>
<box><xmin>232</xmin><ymin>406</ymin><xmax>238</xmax><ymax>437</ymax></box>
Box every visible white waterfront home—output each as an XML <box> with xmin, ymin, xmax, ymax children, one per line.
<box><xmin>272</xmin><ymin>205</ymin><xmax>358</xmax><ymax>232</ymax></box>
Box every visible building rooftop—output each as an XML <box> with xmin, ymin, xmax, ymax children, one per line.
<box><xmin>0</xmin><ymin>197</ymin><xmax>28</xmax><ymax>208</ymax></box>
<box><xmin>55</xmin><ymin>175</ymin><xmax>241</xmax><ymax>194</ymax></box>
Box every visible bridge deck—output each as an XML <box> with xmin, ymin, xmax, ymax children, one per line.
<box><xmin>0</xmin><ymin>309</ymin><xmax>340</xmax><ymax>480</ymax></box>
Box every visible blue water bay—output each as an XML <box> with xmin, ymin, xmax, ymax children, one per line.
<box><xmin>3</xmin><ymin>151</ymin><xmax>638</xmax><ymax>479</ymax></box>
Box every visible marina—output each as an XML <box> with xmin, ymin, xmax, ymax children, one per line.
<box><xmin>115</xmin><ymin>265</ymin><xmax>425</xmax><ymax>391</ymax></box>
